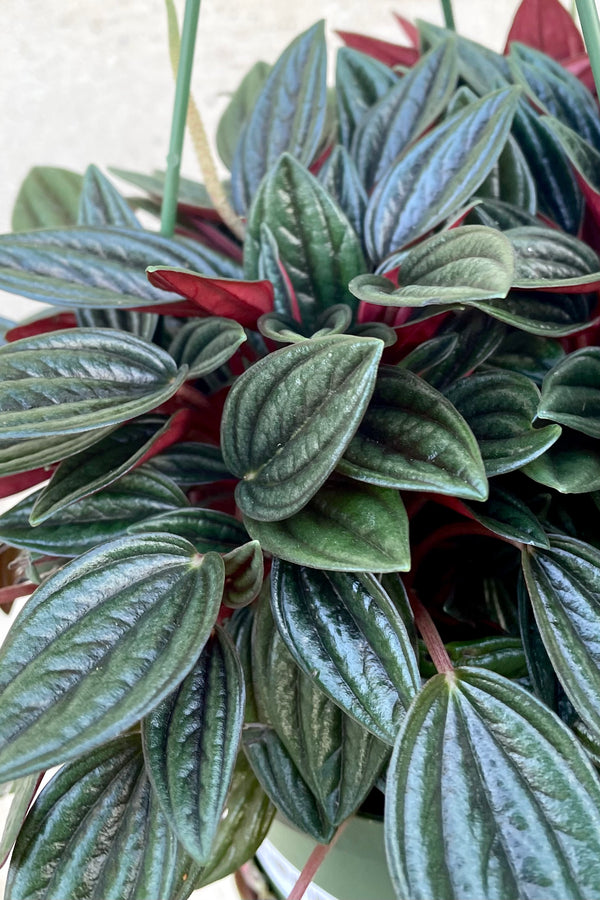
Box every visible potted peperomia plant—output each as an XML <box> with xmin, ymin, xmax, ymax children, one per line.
<box><xmin>4</xmin><ymin>0</ymin><xmax>600</xmax><ymax>898</ymax></box>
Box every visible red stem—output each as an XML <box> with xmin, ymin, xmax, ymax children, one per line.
<box><xmin>408</xmin><ymin>589</ymin><xmax>454</xmax><ymax>675</ymax></box>
<box><xmin>175</xmin><ymin>382</ymin><xmax>210</xmax><ymax>410</ymax></box>
<box><xmin>288</xmin><ymin>820</ymin><xmax>350</xmax><ymax>900</ymax></box>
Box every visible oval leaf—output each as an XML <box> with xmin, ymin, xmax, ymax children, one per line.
<box><xmin>386</xmin><ymin>668</ymin><xmax>600</xmax><ymax>900</ymax></box>
<box><xmin>12</xmin><ymin>167</ymin><xmax>82</xmax><ymax>232</ymax></box>
<box><xmin>167</xmin><ymin>317</ymin><xmax>246</xmax><ymax>378</ymax></box>
<box><xmin>509</xmin><ymin>225</ymin><xmax>600</xmax><ymax>291</ymax></box>
<box><xmin>77</xmin><ymin>164</ymin><xmax>141</xmax><ymax>229</ymax></box>
<box><xmin>539</xmin><ymin>347</ymin><xmax>600</xmax><ymax>437</ymax></box>
<box><xmin>0</xmin><ymin>534</ymin><xmax>224</xmax><ymax>780</ymax></box>
<box><xmin>221</xmin><ymin>335</ymin><xmax>383</xmax><ymax>521</ymax></box>
<box><xmin>127</xmin><ymin>507</ymin><xmax>248</xmax><ymax>553</ymax></box>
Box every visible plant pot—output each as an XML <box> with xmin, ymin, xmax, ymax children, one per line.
<box><xmin>255</xmin><ymin>815</ymin><xmax>395</xmax><ymax>900</ymax></box>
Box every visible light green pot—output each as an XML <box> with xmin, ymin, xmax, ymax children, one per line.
<box><xmin>256</xmin><ymin>815</ymin><xmax>395</xmax><ymax>900</ymax></box>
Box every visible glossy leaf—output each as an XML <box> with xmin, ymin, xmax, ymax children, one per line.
<box><xmin>0</xmin><ymin>328</ymin><xmax>187</xmax><ymax>439</ymax></box>
<box><xmin>167</xmin><ymin>318</ymin><xmax>246</xmax><ymax>378</ymax></box>
<box><xmin>270</xmin><ymin>562</ymin><xmax>420</xmax><ymax>743</ymax></box>
<box><xmin>146</xmin><ymin>442</ymin><xmax>232</xmax><ymax>486</ymax></box>
<box><xmin>316</xmin><ymin>145</ymin><xmax>367</xmax><ymax>241</ymax></box>
<box><xmin>418</xmin><ymin>23</ymin><xmax>511</xmax><ymax>94</ymax></box>
<box><xmin>222</xmin><ymin>540</ymin><xmax>264</xmax><ymax>608</ymax></box>
<box><xmin>11</xmin><ymin>166</ymin><xmax>82</xmax><ymax>232</ymax></box>
<box><xmin>488</xmin><ymin>330</ymin><xmax>565</xmax><ymax>384</ymax></box>
<box><xmin>425</xmin><ymin>310</ymin><xmax>506</xmax><ymax>390</ymax></box>
<box><xmin>127</xmin><ymin>507</ymin><xmax>248</xmax><ymax>553</ymax></box>
<box><xmin>338</xmin><ymin>366</ymin><xmax>488</xmax><ymax>501</ymax></box>
<box><xmin>77</xmin><ymin>164</ymin><xmax>141</xmax><ymax>229</ymax></box>
<box><xmin>231</xmin><ymin>22</ymin><xmax>327</xmax><ymax>213</ymax></box>
<box><xmin>0</xmin><ymin>425</ymin><xmax>116</xmax><ymax>478</ymax></box>
<box><xmin>465</xmin><ymin>482</ymin><xmax>550</xmax><ymax>547</ymax></box>
<box><xmin>216</xmin><ymin>60</ymin><xmax>271</xmax><ymax>170</ymax></box>
<box><xmin>471</xmin><ymin>288</ymin><xmax>597</xmax><ymax>336</ymax></box>
<box><xmin>254</xmin><ymin>222</ymin><xmax>297</xmax><ymax>319</ymax></box>
<box><xmin>0</xmin><ymin>773</ymin><xmax>41</xmax><ymax>868</ymax></box>
<box><xmin>478</xmin><ymin>130</ymin><xmax>538</xmax><ymax>213</ymax></box>
<box><xmin>244</xmin><ymin>476</ymin><xmax>410</xmax><ymax>572</ymax></box>
<box><xmin>445</xmin><ymin>370</ymin><xmax>561</xmax><ymax>476</ymax></box>
<box><xmin>386</xmin><ymin>668</ymin><xmax>600</xmax><ymax>900</ymax></box>
<box><xmin>0</xmin><ymin>535</ymin><xmax>224</xmax><ymax>781</ymax></box>
<box><xmin>6</xmin><ymin>736</ymin><xmax>179</xmax><ymax>900</ymax></box>
<box><xmin>365</xmin><ymin>87</ymin><xmax>520</xmax><ymax>259</ymax></box>
<box><xmin>250</xmin><ymin>594</ymin><xmax>389</xmax><ymax>829</ymax></box>
<box><xmin>335</xmin><ymin>46</ymin><xmax>398</xmax><ymax>147</ymax></box>
<box><xmin>0</xmin><ymin>226</ymin><xmax>240</xmax><ymax>309</ymax></box>
<box><xmin>398</xmin><ymin>334</ymin><xmax>459</xmax><ymax>378</ymax></box>
<box><xmin>539</xmin><ymin>347</ymin><xmax>600</xmax><ymax>437</ymax></box>
<box><xmin>245</xmin><ymin>154</ymin><xmax>366</xmax><ymax>331</ymax></box>
<box><xmin>509</xmin><ymin>226</ymin><xmax>600</xmax><ymax>290</ymax></box>
<box><xmin>420</xmin><ymin>636</ymin><xmax>527</xmax><ymax>679</ymax></box>
<box><xmin>0</xmin><ymin>467</ymin><xmax>188</xmax><ymax>557</ymax></box>
<box><xmin>142</xmin><ymin>628</ymin><xmax>244</xmax><ymax>864</ymax></box>
<box><xmin>351</xmin><ymin>40</ymin><xmax>458</xmax><ymax>189</ymax></box>
<box><xmin>225</xmin><ymin>608</ymin><xmax>260</xmax><ymax>723</ymax></box>
<box><xmin>221</xmin><ymin>335</ymin><xmax>383</xmax><ymax>521</ymax></box>
<box><xmin>466</xmin><ymin>196</ymin><xmax>541</xmax><ymax>231</ymax></box>
<box><xmin>351</xmin><ymin>226</ymin><xmax>514</xmax><ymax>308</ymax></box>
<box><xmin>545</xmin><ymin>115</ymin><xmax>600</xmax><ymax>225</ymax></box>
<box><xmin>76</xmin><ymin>306</ymin><xmax>157</xmax><ymax>341</ymax></box>
<box><xmin>30</xmin><ymin>416</ymin><xmax>186</xmax><ymax>524</ymax></box>
<box><xmin>522</xmin><ymin>534</ymin><xmax>600</xmax><ymax>740</ymax></box>
<box><xmin>523</xmin><ymin>429</ymin><xmax>600</xmax><ymax>492</ymax></box>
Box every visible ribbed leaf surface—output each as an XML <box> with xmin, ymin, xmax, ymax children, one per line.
<box><xmin>539</xmin><ymin>347</ymin><xmax>600</xmax><ymax>437</ymax></box>
<box><xmin>127</xmin><ymin>507</ymin><xmax>248</xmax><ymax>552</ymax></box>
<box><xmin>386</xmin><ymin>668</ymin><xmax>600</xmax><ymax>900</ymax></box>
<box><xmin>0</xmin><ymin>535</ymin><xmax>224</xmax><ymax>780</ymax></box>
<box><xmin>12</xmin><ymin>167</ymin><xmax>82</xmax><ymax>232</ymax></box>
<box><xmin>168</xmin><ymin>318</ymin><xmax>246</xmax><ymax>378</ymax></box>
<box><xmin>335</xmin><ymin>46</ymin><xmax>397</xmax><ymax>147</ymax></box>
<box><xmin>77</xmin><ymin>164</ymin><xmax>141</xmax><ymax>229</ymax></box>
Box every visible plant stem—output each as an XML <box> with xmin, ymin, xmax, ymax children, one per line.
<box><xmin>288</xmin><ymin>821</ymin><xmax>350</xmax><ymax>900</ymax></box>
<box><xmin>440</xmin><ymin>0</ymin><xmax>456</xmax><ymax>31</ymax></box>
<box><xmin>160</xmin><ymin>0</ymin><xmax>202</xmax><ymax>237</ymax></box>
<box><xmin>576</xmin><ymin>0</ymin><xmax>600</xmax><ymax>98</ymax></box>
<box><xmin>407</xmin><ymin>589</ymin><xmax>454</xmax><ymax>675</ymax></box>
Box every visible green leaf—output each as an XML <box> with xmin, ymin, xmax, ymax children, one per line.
<box><xmin>350</xmin><ymin>226</ymin><xmax>514</xmax><ymax>308</ymax></box>
<box><xmin>249</xmin><ymin>594</ymin><xmax>388</xmax><ymax>832</ymax></box>
<box><xmin>225</xmin><ymin>608</ymin><xmax>260</xmax><ymax>723</ymax></box>
<box><xmin>0</xmin><ymin>328</ymin><xmax>187</xmax><ymax>439</ymax></box>
<box><xmin>523</xmin><ymin>429</ymin><xmax>600</xmax><ymax>493</ymax></box>
<box><xmin>31</xmin><ymin>416</ymin><xmax>181</xmax><ymax>524</ymax></box>
<box><xmin>316</xmin><ymin>145</ymin><xmax>367</xmax><ymax>241</ymax></box>
<box><xmin>6</xmin><ymin>736</ymin><xmax>179</xmax><ymax>900</ymax></box>
<box><xmin>545</xmin><ymin>114</ymin><xmax>600</xmax><ymax>197</ymax></box>
<box><xmin>539</xmin><ymin>347</ymin><xmax>600</xmax><ymax>437</ymax></box>
<box><xmin>464</xmin><ymin>482</ymin><xmax>550</xmax><ymax>548</ymax></box>
<box><xmin>270</xmin><ymin>562</ymin><xmax>420</xmax><ymax>743</ymax></box>
<box><xmin>444</xmin><ymin>370</ymin><xmax>561</xmax><ymax>476</ymax></box>
<box><xmin>365</xmin><ymin>87</ymin><xmax>520</xmax><ymax>260</ymax></box>
<box><xmin>109</xmin><ymin>167</ymin><xmax>213</xmax><ymax>208</ymax></box>
<box><xmin>471</xmin><ymin>287</ymin><xmax>597</xmax><ymax>336</ymax></box>
<box><xmin>338</xmin><ymin>366</ymin><xmax>488</xmax><ymax>501</ymax></box>
<box><xmin>231</xmin><ymin>22</ymin><xmax>327</xmax><ymax>213</ymax></box>
<box><xmin>216</xmin><ymin>60</ymin><xmax>271</xmax><ymax>170</ymax></box>
<box><xmin>335</xmin><ymin>46</ymin><xmax>397</xmax><ymax>147</ymax></box>
<box><xmin>0</xmin><ymin>467</ymin><xmax>188</xmax><ymax>557</ymax></box>
<box><xmin>351</xmin><ymin>39</ymin><xmax>458</xmax><ymax>189</ymax></box>
<box><xmin>398</xmin><ymin>334</ymin><xmax>459</xmax><ymax>378</ymax></box>
<box><xmin>487</xmin><ymin>330</ymin><xmax>565</xmax><ymax>385</ymax></box>
<box><xmin>419</xmin><ymin>636</ymin><xmax>527</xmax><ymax>679</ymax></box>
<box><xmin>221</xmin><ymin>335</ymin><xmax>383</xmax><ymax>521</ymax></box>
<box><xmin>127</xmin><ymin>507</ymin><xmax>248</xmax><ymax>553</ymax></box>
<box><xmin>418</xmin><ymin>22</ymin><xmax>510</xmax><ymax>94</ymax></box>
<box><xmin>0</xmin><ymin>425</ymin><xmax>117</xmax><ymax>477</ymax></box>
<box><xmin>0</xmin><ymin>226</ymin><xmax>240</xmax><ymax>309</ymax></box>
<box><xmin>244</xmin><ymin>476</ymin><xmax>410</xmax><ymax>572</ymax></box>
<box><xmin>145</xmin><ymin>442</ymin><xmax>231</xmax><ymax>486</ymax></box>
<box><xmin>77</xmin><ymin>164</ymin><xmax>141</xmax><ymax>229</ymax></box>
<box><xmin>0</xmin><ymin>773</ymin><xmax>40</xmax><ymax>867</ymax></box>
<box><xmin>0</xmin><ymin>535</ymin><xmax>224</xmax><ymax>781</ymax></box>
<box><xmin>509</xmin><ymin>226</ymin><xmax>600</xmax><ymax>290</ymax></box>
<box><xmin>11</xmin><ymin>166</ymin><xmax>83</xmax><ymax>232</ymax></box>
<box><xmin>245</xmin><ymin>154</ymin><xmax>366</xmax><ymax>331</ymax></box>
<box><xmin>466</xmin><ymin>196</ymin><xmax>541</xmax><ymax>231</ymax></box>
<box><xmin>386</xmin><ymin>668</ymin><xmax>600</xmax><ymax>900</ymax></box>
<box><xmin>222</xmin><ymin>540</ymin><xmax>264</xmax><ymax>608</ymax></box>
<box><xmin>425</xmin><ymin>309</ymin><xmax>506</xmax><ymax>390</ymax></box>
<box><xmin>168</xmin><ymin>318</ymin><xmax>246</xmax><ymax>378</ymax></box>
<box><xmin>478</xmin><ymin>129</ymin><xmax>538</xmax><ymax>214</ymax></box>
<box><xmin>76</xmin><ymin>306</ymin><xmax>158</xmax><ymax>341</ymax></box>
<box><xmin>142</xmin><ymin>628</ymin><xmax>244</xmax><ymax>864</ymax></box>
<box><xmin>522</xmin><ymin>534</ymin><xmax>600</xmax><ymax>741</ymax></box>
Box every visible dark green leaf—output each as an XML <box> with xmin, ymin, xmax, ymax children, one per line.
<box><xmin>398</xmin><ymin>334</ymin><xmax>459</xmax><ymax>378</ymax></box>
<box><xmin>216</xmin><ymin>61</ymin><xmax>271</xmax><ymax>170</ymax></box>
<box><xmin>512</xmin><ymin>101</ymin><xmax>583</xmax><ymax>234</ymax></box>
<box><xmin>509</xmin><ymin>226</ymin><xmax>600</xmax><ymax>290</ymax></box>
<box><xmin>522</xmin><ymin>534</ymin><xmax>600</xmax><ymax>741</ymax></box>
<box><xmin>231</xmin><ymin>22</ymin><xmax>327</xmax><ymax>213</ymax></box>
<box><xmin>245</xmin><ymin>155</ymin><xmax>366</xmax><ymax>331</ymax></box>
<box><xmin>270</xmin><ymin>562</ymin><xmax>420</xmax><ymax>743</ymax></box>
<box><xmin>6</xmin><ymin>736</ymin><xmax>179</xmax><ymax>900</ymax></box>
<box><xmin>225</xmin><ymin>607</ymin><xmax>259</xmax><ymax>723</ymax></box>
<box><xmin>425</xmin><ymin>309</ymin><xmax>506</xmax><ymax>390</ymax></box>
<box><xmin>478</xmin><ymin>131</ymin><xmax>538</xmax><ymax>213</ymax></box>
<box><xmin>338</xmin><ymin>366</ymin><xmax>488</xmax><ymax>501</ymax></box>
<box><xmin>465</xmin><ymin>481</ymin><xmax>550</xmax><ymax>547</ymax></box>
<box><xmin>545</xmin><ymin>114</ymin><xmax>600</xmax><ymax>197</ymax></box>
<box><xmin>109</xmin><ymin>167</ymin><xmax>214</xmax><ymax>208</ymax></box>
<box><xmin>386</xmin><ymin>668</ymin><xmax>600</xmax><ymax>900</ymax></box>
<box><xmin>0</xmin><ymin>425</ymin><xmax>117</xmax><ymax>478</ymax></box>
<box><xmin>127</xmin><ymin>507</ymin><xmax>247</xmax><ymax>553</ymax></box>
<box><xmin>168</xmin><ymin>317</ymin><xmax>246</xmax><ymax>378</ymax></box>
<box><xmin>335</xmin><ymin>47</ymin><xmax>398</xmax><ymax>148</ymax></box>
<box><xmin>444</xmin><ymin>370</ymin><xmax>561</xmax><ymax>476</ymax></box>
<box><xmin>523</xmin><ymin>429</ymin><xmax>600</xmax><ymax>493</ymax></box>
<box><xmin>316</xmin><ymin>145</ymin><xmax>367</xmax><ymax>241</ymax></box>
<box><xmin>418</xmin><ymin>636</ymin><xmax>527</xmax><ymax>679</ymax></box>
<box><xmin>145</xmin><ymin>442</ymin><xmax>232</xmax><ymax>486</ymax></box>
<box><xmin>466</xmin><ymin>196</ymin><xmax>540</xmax><ymax>231</ymax></box>
<box><xmin>471</xmin><ymin>288</ymin><xmax>597</xmax><ymax>336</ymax></box>
<box><xmin>76</xmin><ymin>306</ymin><xmax>157</xmax><ymax>341</ymax></box>
<box><xmin>221</xmin><ymin>335</ymin><xmax>383</xmax><ymax>521</ymax></box>
<box><xmin>0</xmin><ymin>226</ymin><xmax>240</xmax><ymax>309</ymax></box>
<box><xmin>222</xmin><ymin>540</ymin><xmax>264</xmax><ymax>607</ymax></box>
<box><xmin>539</xmin><ymin>347</ymin><xmax>600</xmax><ymax>437</ymax></box>
<box><xmin>352</xmin><ymin>40</ymin><xmax>458</xmax><ymax>189</ymax></box>
<box><xmin>418</xmin><ymin>22</ymin><xmax>511</xmax><ymax>94</ymax></box>
<box><xmin>0</xmin><ymin>773</ymin><xmax>41</xmax><ymax>867</ymax></box>
<box><xmin>31</xmin><ymin>416</ymin><xmax>181</xmax><ymax>524</ymax></box>
<box><xmin>244</xmin><ymin>476</ymin><xmax>409</xmax><ymax>572</ymax></box>
<box><xmin>12</xmin><ymin>167</ymin><xmax>82</xmax><ymax>232</ymax></box>
<box><xmin>365</xmin><ymin>87</ymin><xmax>520</xmax><ymax>259</ymax></box>
<box><xmin>0</xmin><ymin>328</ymin><xmax>186</xmax><ymax>439</ymax></box>
<box><xmin>77</xmin><ymin>164</ymin><xmax>141</xmax><ymax>229</ymax></box>
<box><xmin>350</xmin><ymin>226</ymin><xmax>514</xmax><ymax>308</ymax></box>
<box><xmin>518</xmin><ymin>576</ymin><xmax>564</xmax><ymax>710</ymax></box>
<box><xmin>142</xmin><ymin>628</ymin><xmax>244</xmax><ymax>864</ymax></box>
<box><xmin>487</xmin><ymin>330</ymin><xmax>565</xmax><ymax>385</ymax></box>
<box><xmin>0</xmin><ymin>535</ymin><xmax>224</xmax><ymax>781</ymax></box>
<box><xmin>254</xmin><ymin>223</ymin><xmax>297</xmax><ymax>319</ymax></box>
